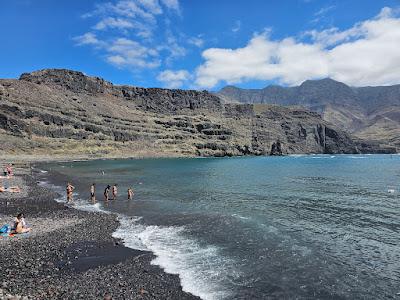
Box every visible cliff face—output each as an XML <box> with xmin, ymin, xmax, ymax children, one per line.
<box><xmin>217</xmin><ymin>79</ymin><xmax>400</xmax><ymax>148</ymax></box>
<box><xmin>0</xmin><ymin>69</ymin><xmax>395</xmax><ymax>157</ymax></box>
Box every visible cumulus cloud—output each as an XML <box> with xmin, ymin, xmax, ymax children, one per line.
<box><xmin>195</xmin><ymin>7</ymin><xmax>400</xmax><ymax>88</ymax></box>
<box><xmin>157</xmin><ymin>69</ymin><xmax>191</xmax><ymax>88</ymax></box>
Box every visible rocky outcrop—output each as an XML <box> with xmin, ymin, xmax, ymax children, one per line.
<box><xmin>217</xmin><ymin>78</ymin><xmax>400</xmax><ymax>148</ymax></box>
<box><xmin>0</xmin><ymin>69</ymin><xmax>395</xmax><ymax>157</ymax></box>
<box><xmin>270</xmin><ymin>140</ymin><xmax>283</xmax><ymax>156</ymax></box>
<box><xmin>20</xmin><ymin>69</ymin><xmax>222</xmax><ymax>114</ymax></box>
<box><xmin>20</xmin><ymin>69</ymin><xmax>113</xmax><ymax>95</ymax></box>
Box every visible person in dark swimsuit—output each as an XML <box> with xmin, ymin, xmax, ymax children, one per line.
<box><xmin>104</xmin><ymin>185</ymin><xmax>111</xmax><ymax>201</ymax></box>
<box><xmin>90</xmin><ymin>183</ymin><xmax>96</xmax><ymax>203</ymax></box>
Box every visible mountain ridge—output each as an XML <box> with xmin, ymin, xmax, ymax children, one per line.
<box><xmin>216</xmin><ymin>79</ymin><xmax>400</xmax><ymax>147</ymax></box>
<box><xmin>0</xmin><ymin>69</ymin><xmax>396</xmax><ymax>157</ymax></box>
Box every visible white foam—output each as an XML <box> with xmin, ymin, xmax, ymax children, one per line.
<box><xmin>113</xmin><ymin>216</ymin><xmax>236</xmax><ymax>300</ymax></box>
<box><xmin>112</xmin><ymin>216</ymin><xmax>147</xmax><ymax>251</ymax></box>
<box><xmin>232</xmin><ymin>213</ymin><xmax>250</xmax><ymax>220</ymax></box>
<box><xmin>72</xmin><ymin>201</ymin><xmax>110</xmax><ymax>214</ymax></box>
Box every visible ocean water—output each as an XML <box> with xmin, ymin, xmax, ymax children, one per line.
<box><xmin>39</xmin><ymin>155</ymin><xmax>400</xmax><ymax>299</ymax></box>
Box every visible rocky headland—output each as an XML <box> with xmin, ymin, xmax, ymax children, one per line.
<box><xmin>0</xmin><ymin>69</ymin><xmax>396</xmax><ymax>158</ymax></box>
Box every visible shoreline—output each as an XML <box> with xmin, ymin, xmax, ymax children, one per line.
<box><xmin>1</xmin><ymin>152</ymin><xmax>397</xmax><ymax>165</ymax></box>
<box><xmin>0</xmin><ymin>162</ymin><xmax>200</xmax><ymax>299</ymax></box>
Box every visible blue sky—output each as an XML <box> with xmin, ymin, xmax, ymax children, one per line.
<box><xmin>1</xmin><ymin>0</ymin><xmax>400</xmax><ymax>90</ymax></box>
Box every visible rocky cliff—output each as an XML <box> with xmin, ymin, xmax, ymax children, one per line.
<box><xmin>0</xmin><ymin>69</ymin><xmax>395</xmax><ymax>157</ymax></box>
<box><xmin>217</xmin><ymin>79</ymin><xmax>400</xmax><ymax>148</ymax></box>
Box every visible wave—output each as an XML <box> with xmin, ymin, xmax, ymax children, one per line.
<box><xmin>231</xmin><ymin>213</ymin><xmax>250</xmax><ymax>220</ymax></box>
<box><xmin>113</xmin><ymin>216</ymin><xmax>236</xmax><ymax>300</ymax></box>
<box><xmin>72</xmin><ymin>201</ymin><xmax>110</xmax><ymax>214</ymax></box>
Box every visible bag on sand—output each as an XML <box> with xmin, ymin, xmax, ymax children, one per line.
<box><xmin>0</xmin><ymin>224</ymin><xmax>10</xmax><ymax>233</ymax></box>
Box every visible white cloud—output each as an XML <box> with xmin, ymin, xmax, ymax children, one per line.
<box><xmin>137</xmin><ymin>0</ymin><xmax>163</xmax><ymax>15</ymax></box>
<box><xmin>93</xmin><ymin>17</ymin><xmax>134</xmax><ymax>30</ymax></box>
<box><xmin>75</xmin><ymin>0</ymin><xmax>183</xmax><ymax>70</ymax></box>
<box><xmin>161</xmin><ymin>30</ymin><xmax>187</xmax><ymax>63</ymax></box>
<box><xmin>157</xmin><ymin>69</ymin><xmax>191</xmax><ymax>88</ymax></box>
<box><xmin>73</xmin><ymin>32</ymin><xmax>103</xmax><ymax>46</ymax></box>
<box><xmin>188</xmin><ymin>36</ymin><xmax>204</xmax><ymax>48</ymax></box>
<box><xmin>74</xmin><ymin>34</ymin><xmax>160</xmax><ymax>69</ymax></box>
<box><xmin>107</xmin><ymin>0</ymin><xmax>156</xmax><ymax>22</ymax></box>
<box><xmin>232</xmin><ymin>20</ymin><xmax>241</xmax><ymax>33</ymax></box>
<box><xmin>315</xmin><ymin>5</ymin><xmax>335</xmax><ymax>16</ymax></box>
<box><xmin>195</xmin><ymin>7</ymin><xmax>400</xmax><ymax>88</ymax></box>
<box><xmin>106</xmin><ymin>38</ymin><xmax>160</xmax><ymax>68</ymax></box>
<box><xmin>160</xmin><ymin>0</ymin><xmax>180</xmax><ymax>13</ymax></box>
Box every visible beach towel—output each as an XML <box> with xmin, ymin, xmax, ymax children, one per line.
<box><xmin>0</xmin><ymin>232</ymin><xmax>30</xmax><ymax>238</ymax></box>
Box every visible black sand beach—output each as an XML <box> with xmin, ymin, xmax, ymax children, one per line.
<box><xmin>0</xmin><ymin>163</ymin><xmax>200</xmax><ymax>300</ymax></box>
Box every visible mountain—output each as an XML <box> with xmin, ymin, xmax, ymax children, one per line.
<box><xmin>217</xmin><ymin>79</ymin><xmax>400</xmax><ymax>147</ymax></box>
<box><xmin>0</xmin><ymin>69</ymin><xmax>395</xmax><ymax>158</ymax></box>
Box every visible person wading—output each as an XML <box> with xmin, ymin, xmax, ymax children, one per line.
<box><xmin>90</xmin><ymin>183</ymin><xmax>96</xmax><ymax>203</ymax></box>
<box><xmin>127</xmin><ymin>187</ymin><xmax>134</xmax><ymax>200</ymax></box>
<box><xmin>112</xmin><ymin>184</ymin><xmax>118</xmax><ymax>200</ymax></box>
<box><xmin>66</xmin><ymin>182</ymin><xmax>75</xmax><ymax>203</ymax></box>
<box><xmin>104</xmin><ymin>185</ymin><xmax>111</xmax><ymax>201</ymax></box>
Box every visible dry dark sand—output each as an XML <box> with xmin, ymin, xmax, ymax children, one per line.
<box><xmin>0</xmin><ymin>165</ymin><xmax>200</xmax><ymax>300</ymax></box>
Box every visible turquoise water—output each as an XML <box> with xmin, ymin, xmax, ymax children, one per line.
<box><xmin>40</xmin><ymin>155</ymin><xmax>400</xmax><ymax>299</ymax></box>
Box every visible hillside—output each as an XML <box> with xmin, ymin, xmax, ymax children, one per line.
<box><xmin>0</xmin><ymin>69</ymin><xmax>395</xmax><ymax>158</ymax></box>
<box><xmin>217</xmin><ymin>79</ymin><xmax>400</xmax><ymax>147</ymax></box>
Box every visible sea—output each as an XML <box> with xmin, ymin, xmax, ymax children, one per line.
<box><xmin>37</xmin><ymin>155</ymin><xmax>400</xmax><ymax>299</ymax></box>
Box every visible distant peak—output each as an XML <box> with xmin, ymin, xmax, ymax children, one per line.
<box><xmin>219</xmin><ymin>85</ymin><xmax>240</xmax><ymax>92</ymax></box>
<box><xmin>300</xmin><ymin>77</ymin><xmax>345</xmax><ymax>86</ymax></box>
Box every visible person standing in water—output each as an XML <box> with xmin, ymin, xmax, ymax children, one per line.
<box><xmin>66</xmin><ymin>182</ymin><xmax>75</xmax><ymax>203</ymax></box>
<box><xmin>104</xmin><ymin>185</ymin><xmax>111</xmax><ymax>201</ymax></box>
<box><xmin>112</xmin><ymin>184</ymin><xmax>118</xmax><ymax>200</ymax></box>
<box><xmin>90</xmin><ymin>183</ymin><xmax>96</xmax><ymax>203</ymax></box>
<box><xmin>127</xmin><ymin>187</ymin><xmax>134</xmax><ymax>200</ymax></box>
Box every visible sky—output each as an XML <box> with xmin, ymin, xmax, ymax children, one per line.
<box><xmin>1</xmin><ymin>0</ymin><xmax>400</xmax><ymax>90</ymax></box>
